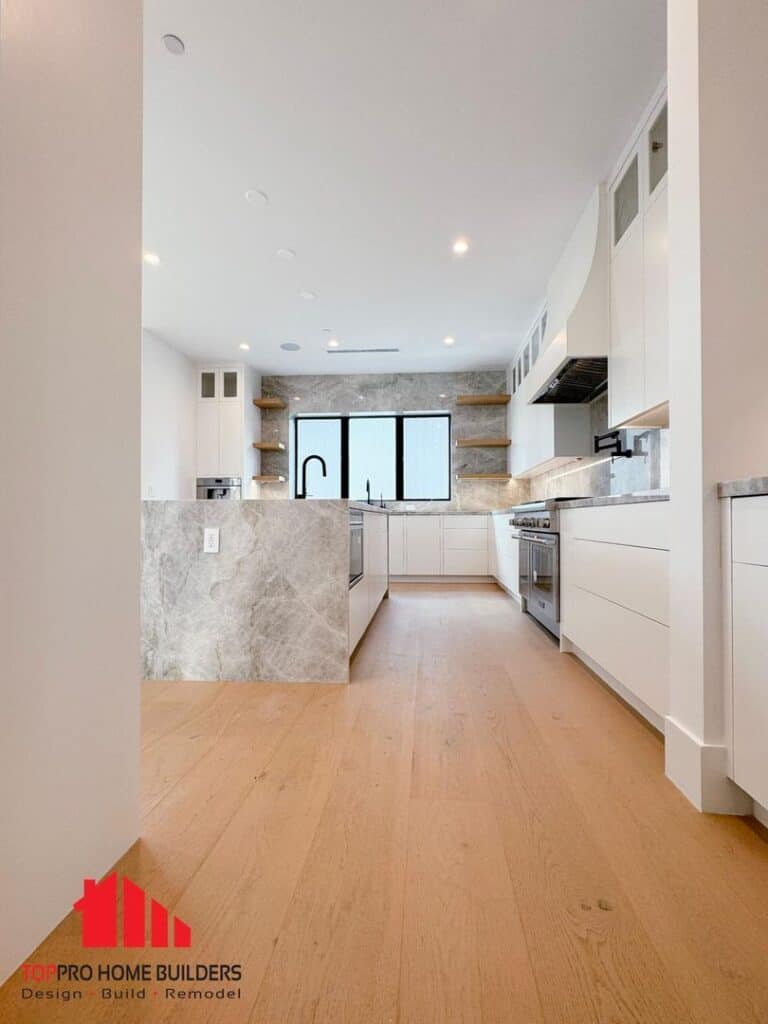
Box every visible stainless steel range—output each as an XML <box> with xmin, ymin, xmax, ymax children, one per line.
<box><xmin>508</xmin><ymin>499</ymin><xmax>584</xmax><ymax>638</ymax></box>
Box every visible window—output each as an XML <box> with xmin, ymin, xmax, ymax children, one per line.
<box><xmin>293</xmin><ymin>413</ymin><xmax>451</xmax><ymax>501</ymax></box>
<box><xmin>531</xmin><ymin>324</ymin><xmax>540</xmax><ymax>366</ymax></box>
<box><xmin>348</xmin><ymin>416</ymin><xmax>396</xmax><ymax>501</ymax></box>
<box><xmin>403</xmin><ymin>415</ymin><xmax>450</xmax><ymax>500</ymax></box>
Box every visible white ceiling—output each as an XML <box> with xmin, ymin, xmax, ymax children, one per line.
<box><xmin>143</xmin><ymin>0</ymin><xmax>666</xmax><ymax>375</ymax></box>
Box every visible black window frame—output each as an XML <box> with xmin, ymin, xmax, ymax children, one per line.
<box><xmin>293</xmin><ymin>412</ymin><xmax>452</xmax><ymax>501</ymax></box>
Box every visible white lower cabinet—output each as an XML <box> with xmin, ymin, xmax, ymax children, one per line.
<box><xmin>388</xmin><ymin>514</ymin><xmax>490</xmax><ymax>577</ymax></box>
<box><xmin>404</xmin><ymin>516</ymin><xmax>442</xmax><ymax>575</ymax></box>
<box><xmin>729</xmin><ymin>496</ymin><xmax>768</xmax><ymax>807</ymax></box>
<box><xmin>349</xmin><ymin>511</ymin><xmax>389</xmax><ymax>654</ymax></box>
<box><xmin>490</xmin><ymin>513</ymin><xmax>520</xmax><ymax>598</ymax></box>
<box><xmin>560</xmin><ymin>501</ymin><xmax>670</xmax><ymax>722</ymax></box>
<box><xmin>732</xmin><ymin>561</ymin><xmax>768</xmax><ymax>807</ymax></box>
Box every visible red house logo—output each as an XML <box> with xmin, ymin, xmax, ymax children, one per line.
<box><xmin>73</xmin><ymin>873</ymin><xmax>191</xmax><ymax>948</ymax></box>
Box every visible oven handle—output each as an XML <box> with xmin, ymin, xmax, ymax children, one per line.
<box><xmin>523</xmin><ymin>535</ymin><xmax>557</xmax><ymax>547</ymax></box>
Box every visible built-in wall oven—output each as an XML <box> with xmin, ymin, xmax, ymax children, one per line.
<box><xmin>510</xmin><ymin>499</ymin><xmax>581</xmax><ymax>638</ymax></box>
<box><xmin>349</xmin><ymin>510</ymin><xmax>364</xmax><ymax>588</ymax></box>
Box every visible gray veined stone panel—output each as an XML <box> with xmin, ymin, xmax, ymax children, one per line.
<box><xmin>142</xmin><ymin>500</ymin><xmax>350</xmax><ymax>683</ymax></box>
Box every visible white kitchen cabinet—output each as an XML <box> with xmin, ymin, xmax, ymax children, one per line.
<box><xmin>195</xmin><ymin>364</ymin><xmax>258</xmax><ymax>485</ymax></box>
<box><xmin>491</xmin><ymin>513</ymin><xmax>520</xmax><ymax>598</ymax></box>
<box><xmin>404</xmin><ymin>516</ymin><xmax>442</xmax><ymax>575</ymax></box>
<box><xmin>732</xmin><ymin>561</ymin><xmax>768</xmax><ymax>807</ymax></box>
<box><xmin>441</xmin><ymin>515</ymin><xmax>489</xmax><ymax>576</ymax></box>
<box><xmin>609</xmin><ymin>215</ymin><xmax>645</xmax><ymax>428</ymax></box>
<box><xmin>388</xmin><ymin>515</ymin><xmax>406</xmax><ymax>575</ymax></box>
<box><xmin>365</xmin><ymin>511</ymin><xmax>389</xmax><ymax>614</ymax></box>
<box><xmin>727</xmin><ymin>496</ymin><xmax>768</xmax><ymax>806</ymax></box>
<box><xmin>349</xmin><ymin>577</ymin><xmax>369</xmax><ymax>654</ymax></box>
<box><xmin>608</xmin><ymin>92</ymin><xmax>669</xmax><ymax>429</ymax></box>
<box><xmin>560</xmin><ymin>500</ymin><xmax>670</xmax><ymax>724</ymax></box>
<box><xmin>195</xmin><ymin>401</ymin><xmax>220</xmax><ymax>478</ymax></box>
<box><xmin>643</xmin><ymin>183</ymin><xmax>669</xmax><ymax>410</ymax></box>
<box><xmin>349</xmin><ymin>511</ymin><xmax>389</xmax><ymax>655</ymax></box>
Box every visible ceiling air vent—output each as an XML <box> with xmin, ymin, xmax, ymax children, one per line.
<box><xmin>327</xmin><ymin>347</ymin><xmax>400</xmax><ymax>354</ymax></box>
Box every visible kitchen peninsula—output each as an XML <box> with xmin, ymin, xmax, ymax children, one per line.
<box><xmin>142</xmin><ymin>499</ymin><xmax>387</xmax><ymax>684</ymax></box>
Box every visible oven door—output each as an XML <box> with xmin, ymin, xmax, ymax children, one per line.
<box><xmin>521</xmin><ymin>531</ymin><xmax>559</xmax><ymax>634</ymax></box>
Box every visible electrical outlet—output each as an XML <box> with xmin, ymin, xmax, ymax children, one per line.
<box><xmin>203</xmin><ymin>527</ymin><xmax>220</xmax><ymax>554</ymax></box>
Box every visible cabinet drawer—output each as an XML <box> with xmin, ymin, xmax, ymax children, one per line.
<box><xmin>732</xmin><ymin>496</ymin><xmax>768</xmax><ymax>567</ymax></box>
<box><xmin>732</xmin><ymin>561</ymin><xmax>768</xmax><ymax>805</ymax></box>
<box><xmin>443</xmin><ymin>528</ymin><xmax>487</xmax><ymax>551</ymax></box>
<box><xmin>562</xmin><ymin>585</ymin><xmax>668</xmax><ymax>716</ymax></box>
<box><xmin>443</xmin><ymin>515</ymin><xmax>488</xmax><ymax>531</ymax></box>
<box><xmin>566</xmin><ymin>538</ymin><xmax>669</xmax><ymax>625</ymax></box>
<box><xmin>443</xmin><ymin>548</ymin><xmax>488</xmax><ymax>575</ymax></box>
<box><xmin>560</xmin><ymin>501</ymin><xmax>669</xmax><ymax>550</ymax></box>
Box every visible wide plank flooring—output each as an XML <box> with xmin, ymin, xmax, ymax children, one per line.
<box><xmin>3</xmin><ymin>583</ymin><xmax>768</xmax><ymax>1023</ymax></box>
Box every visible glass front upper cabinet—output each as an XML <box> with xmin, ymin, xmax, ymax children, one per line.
<box><xmin>613</xmin><ymin>153</ymin><xmax>639</xmax><ymax>245</ymax></box>
<box><xmin>648</xmin><ymin>102</ymin><xmax>668</xmax><ymax>194</ymax></box>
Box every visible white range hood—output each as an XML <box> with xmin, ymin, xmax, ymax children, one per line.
<box><xmin>526</xmin><ymin>185</ymin><xmax>610</xmax><ymax>405</ymax></box>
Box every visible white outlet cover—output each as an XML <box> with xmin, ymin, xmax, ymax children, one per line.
<box><xmin>203</xmin><ymin>527</ymin><xmax>220</xmax><ymax>554</ymax></box>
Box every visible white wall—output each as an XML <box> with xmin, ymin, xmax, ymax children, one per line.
<box><xmin>142</xmin><ymin>330</ymin><xmax>196</xmax><ymax>499</ymax></box>
<box><xmin>0</xmin><ymin>0</ymin><xmax>142</xmax><ymax>982</ymax></box>
<box><xmin>666</xmin><ymin>0</ymin><xmax>768</xmax><ymax>811</ymax></box>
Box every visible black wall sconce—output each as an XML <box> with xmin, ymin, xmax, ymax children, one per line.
<box><xmin>594</xmin><ymin>430</ymin><xmax>633</xmax><ymax>462</ymax></box>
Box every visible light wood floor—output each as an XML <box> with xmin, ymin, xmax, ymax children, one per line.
<box><xmin>3</xmin><ymin>583</ymin><xmax>768</xmax><ymax>1023</ymax></box>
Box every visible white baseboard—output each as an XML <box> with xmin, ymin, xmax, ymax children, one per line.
<box><xmin>560</xmin><ymin>636</ymin><xmax>664</xmax><ymax>733</ymax></box>
<box><xmin>753</xmin><ymin>800</ymin><xmax>768</xmax><ymax>829</ymax></box>
<box><xmin>389</xmin><ymin>575</ymin><xmax>494</xmax><ymax>584</ymax></box>
<box><xmin>664</xmin><ymin>716</ymin><xmax>752</xmax><ymax>814</ymax></box>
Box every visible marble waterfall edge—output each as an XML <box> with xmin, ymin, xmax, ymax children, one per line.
<box><xmin>142</xmin><ymin>500</ymin><xmax>350</xmax><ymax>683</ymax></box>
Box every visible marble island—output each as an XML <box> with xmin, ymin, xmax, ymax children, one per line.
<box><xmin>142</xmin><ymin>500</ymin><xmax>352</xmax><ymax>684</ymax></box>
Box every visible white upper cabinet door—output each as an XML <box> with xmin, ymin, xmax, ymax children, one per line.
<box><xmin>404</xmin><ymin>516</ymin><xmax>442</xmax><ymax>575</ymax></box>
<box><xmin>609</xmin><ymin>214</ymin><xmax>645</xmax><ymax>428</ymax></box>
<box><xmin>388</xmin><ymin>515</ymin><xmax>406</xmax><ymax>575</ymax></box>
<box><xmin>218</xmin><ymin>401</ymin><xmax>242</xmax><ymax>477</ymax></box>
<box><xmin>643</xmin><ymin>182</ymin><xmax>669</xmax><ymax>411</ymax></box>
<box><xmin>196</xmin><ymin>401</ymin><xmax>220</xmax><ymax>477</ymax></box>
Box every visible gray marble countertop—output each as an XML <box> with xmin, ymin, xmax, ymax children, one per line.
<box><xmin>388</xmin><ymin>509</ymin><xmax>491</xmax><ymax>516</ymax></box>
<box><xmin>718</xmin><ymin>477</ymin><xmax>768</xmax><ymax>498</ymax></box>
<box><xmin>348</xmin><ymin>501</ymin><xmax>389</xmax><ymax>514</ymax></box>
<box><xmin>555</xmin><ymin>491</ymin><xmax>670</xmax><ymax>510</ymax></box>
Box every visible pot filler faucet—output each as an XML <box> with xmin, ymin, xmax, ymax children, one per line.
<box><xmin>297</xmin><ymin>454</ymin><xmax>327</xmax><ymax>499</ymax></box>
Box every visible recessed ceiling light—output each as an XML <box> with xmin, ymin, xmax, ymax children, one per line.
<box><xmin>439</xmin><ymin>393</ymin><xmax>447</xmax><ymax>398</ymax></box>
<box><xmin>245</xmin><ymin>189</ymin><xmax>268</xmax><ymax>206</ymax></box>
<box><xmin>280</xmin><ymin>342</ymin><xmax>301</xmax><ymax>351</ymax></box>
<box><xmin>276</xmin><ymin>248</ymin><xmax>296</xmax><ymax>260</ymax></box>
<box><xmin>452</xmin><ymin>237</ymin><xmax>470</xmax><ymax>256</ymax></box>
<box><xmin>162</xmin><ymin>34</ymin><xmax>185</xmax><ymax>55</ymax></box>
<box><xmin>143</xmin><ymin>251</ymin><xmax>160</xmax><ymax>266</ymax></box>
<box><xmin>239</xmin><ymin>342</ymin><xmax>250</xmax><ymax>351</ymax></box>
<box><xmin>293</xmin><ymin>396</ymin><xmax>301</xmax><ymax>401</ymax></box>
<box><xmin>443</xmin><ymin>336</ymin><xmax>456</xmax><ymax>346</ymax></box>
<box><xmin>299</xmin><ymin>290</ymin><xmax>317</xmax><ymax>301</ymax></box>
<box><xmin>327</xmin><ymin>338</ymin><xmax>340</xmax><ymax>348</ymax></box>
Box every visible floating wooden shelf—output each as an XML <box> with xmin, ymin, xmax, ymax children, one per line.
<box><xmin>253</xmin><ymin>397</ymin><xmax>286</xmax><ymax>410</ymax></box>
<box><xmin>456</xmin><ymin>473</ymin><xmax>512</xmax><ymax>481</ymax></box>
<box><xmin>455</xmin><ymin>437</ymin><xmax>511</xmax><ymax>448</ymax></box>
<box><xmin>252</xmin><ymin>475</ymin><xmax>285</xmax><ymax>483</ymax></box>
<box><xmin>456</xmin><ymin>394</ymin><xmax>511</xmax><ymax>406</ymax></box>
<box><xmin>252</xmin><ymin>441</ymin><xmax>285</xmax><ymax>451</ymax></box>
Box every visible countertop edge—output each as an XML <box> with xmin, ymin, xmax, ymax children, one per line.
<box><xmin>718</xmin><ymin>478</ymin><xmax>768</xmax><ymax>498</ymax></box>
<box><xmin>556</xmin><ymin>492</ymin><xmax>670</xmax><ymax>510</ymax></box>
